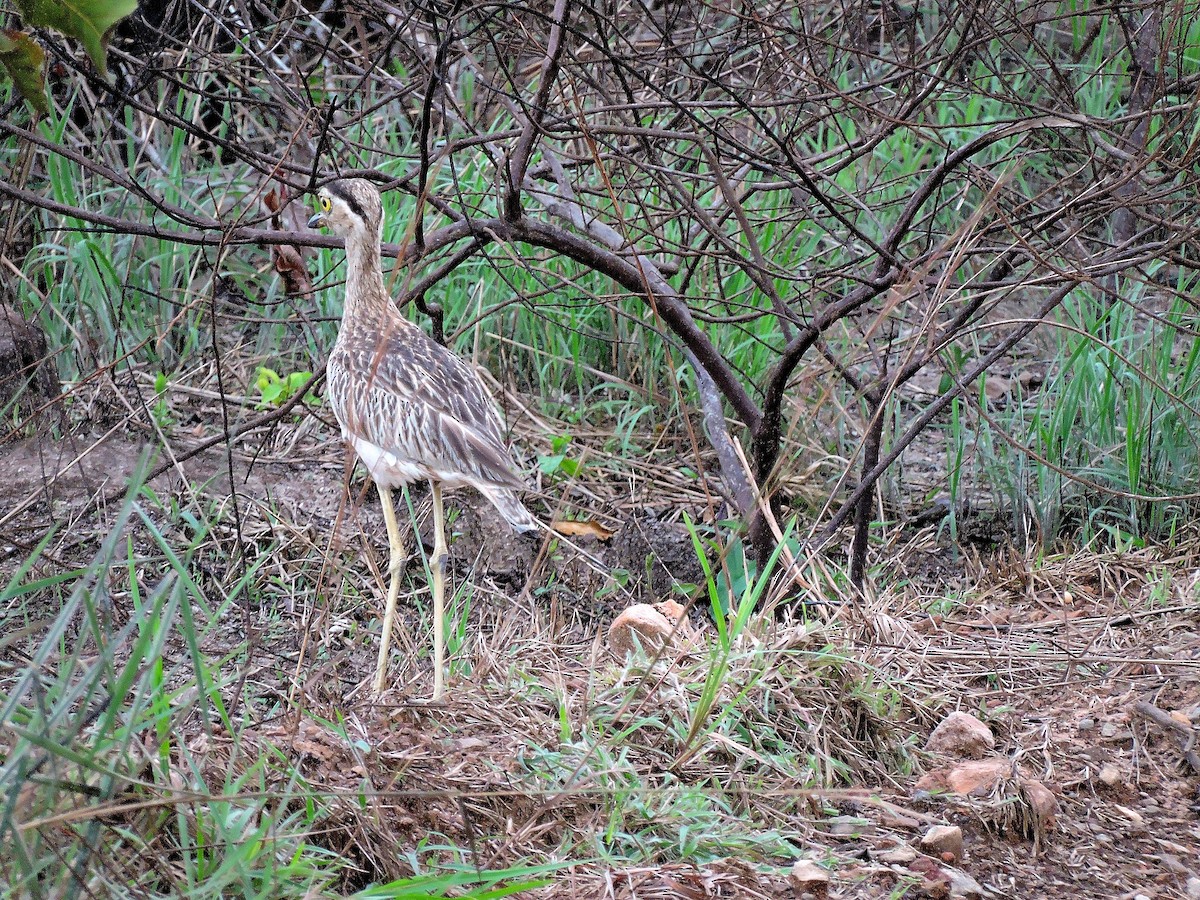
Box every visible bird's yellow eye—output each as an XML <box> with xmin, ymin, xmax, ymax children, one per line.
<box><xmin>320</xmin><ymin>195</ymin><xmax>331</xmax><ymax>212</ymax></box>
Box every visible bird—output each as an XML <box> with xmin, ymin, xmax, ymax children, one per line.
<box><xmin>307</xmin><ymin>178</ymin><xmax>537</xmax><ymax>700</ymax></box>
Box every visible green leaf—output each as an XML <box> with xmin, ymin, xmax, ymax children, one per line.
<box><xmin>538</xmin><ymin>453</ymin><xmax>565</xmax><ymax>475</ymax></box>
<box><xmin>14</xmin><ymin>0</ymin><xmax>138</xmax><ymax>78</ymax></box>
<box><xmin>255</xmin><ymin>366</ymin><xmax>280</xmax><ymax>391</ymax></box>
<box><xmin>0</xmin><ymin>29</ymin><xmax>47</xmax><ymax>113</ymax></box>
<box><xmin>255</xmin><ymin>366</ymin><xmax>313</xmax><ymax>408</ymax></box>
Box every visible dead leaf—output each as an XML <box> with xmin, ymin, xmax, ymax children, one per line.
<box><xmin>552</xmin><ymin>519</ymin><xmax>614</xmax><ymax>540</ymax></box>
<box><xmin>264</xmin><ymin>184</ymin><xmax>312</xmax><ymax>297</ymax></box>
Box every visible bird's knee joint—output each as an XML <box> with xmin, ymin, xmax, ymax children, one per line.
<box><xmin>388</xmin><ymin>552</ymin><xmax>404</xmax><ymax>577</ymax></box>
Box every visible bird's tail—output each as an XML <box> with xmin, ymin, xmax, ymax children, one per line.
<box><xmin>480</xmin><ymin>485</ymin><xmax>539</xmax><ymax>533</ymax></box>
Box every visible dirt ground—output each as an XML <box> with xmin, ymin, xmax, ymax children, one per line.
<box><xmin>3</xmin><ymin>423</ymin><xmax>1199</xmax><ymax>900</ymax></box>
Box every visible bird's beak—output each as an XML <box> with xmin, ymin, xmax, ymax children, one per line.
<box><xmin>307</xmin><ymin>211</ymin><xmax>327</xmax><ymax>229</ymax></box>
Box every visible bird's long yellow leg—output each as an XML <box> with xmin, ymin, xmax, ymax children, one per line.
<box><xmin>373</xmin><ymin>485</ymin><xmax>404</xmax><ymax>696</ymax></box>
<box><xmin>430</xmin><ymin>480</ymin><xmax>447</xmax><ymax>701</ymax></box>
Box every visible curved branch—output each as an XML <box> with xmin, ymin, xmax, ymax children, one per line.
<box><xmin>754</xmin><ymin>116</ymin><xmax>1089</xmax><ymax>484</ymax></box>
<box><xmin>500</xmin><ymin>216</ymin><xmax>762</xmax><ymax>432</ymax></box>
<box><xmin>811</xmin><ymin>280</ymin><xmax>1078</xmax><ymax>548</ymax></box>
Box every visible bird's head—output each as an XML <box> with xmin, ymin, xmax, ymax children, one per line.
<box><xmin>307</xmin><ymin>178</ymin><xmax>383</xmax><ymax>241</ymax></box>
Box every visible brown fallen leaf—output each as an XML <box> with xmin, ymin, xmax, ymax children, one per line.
<box><xmin>552</xmin><ymin>519</ymin><xmax>615</xmax><ymax>540</ymax></box>
<box><xmin>264</xmin><ymin>184</ymin><xmax>313</xmax><ymax>297</ymax></box>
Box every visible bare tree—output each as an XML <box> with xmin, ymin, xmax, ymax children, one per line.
<box><xmin>3</xmin><ymin>0</ymin><xmax>1198</xmax><ymax>588</ymax></box>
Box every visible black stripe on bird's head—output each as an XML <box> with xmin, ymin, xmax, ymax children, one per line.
<box><xmin>309</xmin><ymin>178</ymin><xmax>383</xmax><ymax>239</ymax></box>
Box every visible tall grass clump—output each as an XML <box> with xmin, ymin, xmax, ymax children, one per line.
<box><xmin>0</xmin><ymin>462</ymin><xmax>563</xmax><ymax>898</ymax></box>
<box><xmin>951</xmin><ymin>281</ymin><xmax>1200</xmax><ymax>546</ymax></box>
<box><xmin>0</xmin><ymin>466</ymin><xmax>340</xmax><ymax>896</ymax></box>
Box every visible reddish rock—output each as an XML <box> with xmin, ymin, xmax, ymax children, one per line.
<box><xmin>919</xmin><ymin>825</ymin><xmax>964</xmax><ymax>863</ymax></box>
<box><xmin>925</xmin><ymin>712</ymin><xmax>995</xmax><ymax>759</ymax></box>
<box><xmin>1021</xmin><ymin>779</ymin><xmax>1058</xmax><ymax>829</ymax></box>
<box><xmin>916</xmin><ymin>758</ymin><xmax>1011</xmax><ymax>796</ymax></box>
<box><xmin>787</xmin><ymin>860</ymin><xmax>829</xmax><ymax>899</ymax></box>
<box><xmin>608</xmin><ymin>604</ymin><xmax>674</xmax><ymax>657</ymax></box>
<box><xmin>653</xmin><ymin>598</ymin><xmax>687</xmax><ymax>621</ymax></box>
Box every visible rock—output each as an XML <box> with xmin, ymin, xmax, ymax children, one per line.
<box><xmin>1185</xmin><ymin>875</ymin><xmax>1200</xmax><ymax>899</ymax></box>
<box><xmin>880</xmin><ymin>807</ymin><xmax>922</xmax><ymax>829</ymax></box>
<box><xmin>787</xmin><ymin>860</ymin><xmax>829</xmax><ymax>899</ymax></box>
<box><xmin>925</xmin><ymin>712</ymin><xmax>995</xmax><ymax>759</ymax></box>
<box><xmin>876</xmin><ymin>845</ymin><xmax>918</xmax><ymax>864</ymax></box>
<box><xmin>1156</xmin><ymin>853</ymin><xmax>1187</xmax><ymax>875</ymax></box>
<box><xmin>608</xmin><ymin>604</ymin><xmax>675</xmax><ymax>657</ymax></box>
<box><xmin>948</xmin><ymin>869</ymin><xmax>985</xmax><ymax>899</ymax></box>
<box><xmin>653</xmin><ymin>598</ymin><xmax>687</xmax><ymax>621</ymax></box>
<box><xmin>652</xmin><ymin>599</ymin><xmax>701</xmax><ymax>648</ymax></box>
<box><xmin>1021</xmin><ymin>779</ymin><xmax>1058</xmax><ymax>829</ymax></box>
<box><xmin>908</xmin><ymin>856</ymin><xmax>951</xmax><ymax>898</ymax></box>
<box><xmin>916</xmin><ymin>757</ymin><xmax>1011</xmax><ymax>796</ymax></box>
<box><xmin>1098</xmin><ymin>763</ymin><xmax>1123</xmax><ymax>787</ymax></box>
<box><xmin>919</xmin><ymin>825</ymin><xmax>964</xmax><ymax>862</ymax></box>
<box><xmin>1077</xmin><ymin>717</ymin><xmax>1095</xmax><ymax>732</ymax></box>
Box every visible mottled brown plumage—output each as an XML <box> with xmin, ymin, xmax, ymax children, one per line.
<box><xmin>308</xmin><ymin>177</ymin><xmax>534</xmax><ymax>699</ymax></box>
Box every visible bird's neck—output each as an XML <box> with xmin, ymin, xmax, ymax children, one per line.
<box><xmin>342</xmin><ymin>228</ymin><xmax>392</xmax><ymax>323</ymax></box>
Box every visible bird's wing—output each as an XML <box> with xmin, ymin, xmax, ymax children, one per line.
<box><xmin>400</xmin><ymin>399</ymin><xmax>526</xmax><ymax>489</ymax></box>
<box><xmin>329</xmin><ymin>329</ymin><xmax>524</xmax><ymax>489</ymax></box>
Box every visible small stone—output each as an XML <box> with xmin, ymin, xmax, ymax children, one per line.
<box><xmin>1099</xmin><ymin>764</ymin><xmax>1124</xmax><ymax>787</ymax></box>
<box><xmin>653</xmin><ymin>598</ymin><xmax>687</xmax><ymax>622</ymax></box>
<box><xmin>608</xmin><ymin>604</ymin><xmax>674</xmax><ymax>657</ymax></box>
<box><xmin>876</xmin><ymin>846</ymin><xmax>918</xmax><ymax>864</ymax></box>
<box><xmin>788</xmin><ymin>860</ymin><xmax>829</xmax><ymax>899</ymax></box>
<box><xmin>919</xmin><ymin>825</ymin><xmax>964</xmax><ymax>863</ymax></box>
<box><xmin>1185</xmin><ymin>875</ymin><xmax>1200</xmax><ymax>899</ymax></box>
<box><xmin>1078</xmin><ymin>717</ymin><xmax>1095</xmax><ymax>732</ymax></box>
<box><xmin>948</xmin><ymin>870</ymin><xmax>984</xmax><ymax>899</ymax></box>
<box><xmin>1155</xmin><ymin>853</ymin><xmax>1186</xmax><ymax>875</ymax></box>
<box><xmin>916</xmin><ymin>757</ymin><xmax>1010</xmax><ymax>797</ymax></box>
<box><xmin>925</xmin><ymin>712</ymin><xmax>996</xmax><ymax>759</ymax></box>
<box><xmin>1101</xmin><ymin>721</ymin><xmax>1119</xmax><ymax>738</ymax></box>
<box><xmin>880</xmin><ymin>807</ymin><xmax>922</xmax><ymax>829</ymax></box>
<box><xmin>1021</xmin><ymin>779</ymin><xmax>1058</xmax><ymax>829</ymax></box>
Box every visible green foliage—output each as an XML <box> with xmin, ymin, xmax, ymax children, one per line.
<box><xmin>537</xmin><ymin>433</ymin><xmax>584</xmax><ymax>479</ymax></box>
<box><xmin>0</xmin><ymin>462</ymin><xmax>565</xmax><ymax>897</ymax></box>
<box><xmin>152</xmin><ymin>371</ymin><xmax>173</xmax><ymax>430</ymax></box>
<box><xmin>352</xmin><ymin>866</ymin><xmax>557</xmax><ymax>899</ymax></box>
<box><xmin>0</xmin><ymin>28</ymin><xmax>44</xmax><ymax>112</ymax></box>
<box><xmin>948</xmin><ymin>282</ymin><xmax>1200</xmax><ymax>545</ymax></box>
<box><xmin>255</xmin><ymin>366</ymin><xmax>314</xmax><ymax>409</ymax></box>
<box><xmin>13</xmin><ymin>0</ymin><xmax>136</xmax><ymax>77</ymax></box>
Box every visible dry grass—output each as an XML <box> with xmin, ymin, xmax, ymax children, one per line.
<box><xmin>3</xmin><ymin>369</ymin><xmax>1200</xmax><ymax>898</ymax></box>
